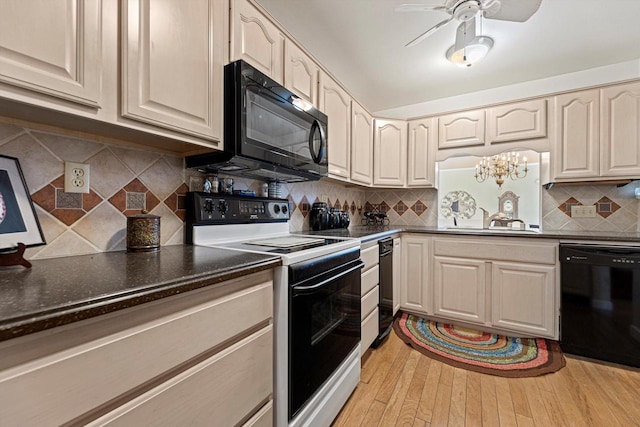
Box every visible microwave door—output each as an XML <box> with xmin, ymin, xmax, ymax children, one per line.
<box><xmin>244</xmin><ymin>85</ymin><xmax>319</xmax><ymax>167</ymax></box>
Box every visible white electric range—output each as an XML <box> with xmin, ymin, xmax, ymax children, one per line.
<box><xmin>187</xmin><ymin>192</ymin><xmax>362</xmax><ymax>427</ymax></box>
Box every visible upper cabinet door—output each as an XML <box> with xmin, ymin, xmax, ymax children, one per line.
<box><xmin>231</xmin><ymin>0</ymin><xmax>284</xmax><ymax>84</ymax></box>
<box><xmin>374</xmin><ymin>118</ymin><xmax>407</xmax><ymax>187</ymax></box>
<box><xmin>601</xmin><ymin>82</ymin><xmax>640</xmax><ymax>177</ymax></box>
<box><xmin>553</xmin><ymin>89</ymin><xmax>600</xmax><ymax>180</ymax></box>
<box><xmin>0</xmin><ymin>0</ymin><xmax>101</xmax><ymax>107</ymax></box>
<box><xmin>438</xmin><ymin>110</ymin><xmax>485</xmax><ymax>149</ymax></box>
<box><xmin>350</xmin><ymin>101</ymin><xmax>373</xmax><ymax>185</ymax></box>
<box><xmin>407</xmin><ymin>118</ymin><xmax>436</xmax><ymax>187</ymax></box>
<box><xmin>319</xmin><ymin>72</ymin><xmax>351</xmax><ymax>179</ymax></box>
<box><xmin>285</xmin><ymin>41</ymin><xmax>319</xmax><ymax>106</ymax></box>
<box><xmin>487</xmin><ymin>99</ymin><xmax>547</xmax><ymax>144</ymax></box>
<box><xmin>122</xmin><ymin>0</ymin><xmax>224</xmax><ymax>141</ymax></box>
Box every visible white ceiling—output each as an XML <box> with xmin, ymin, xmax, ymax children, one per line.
<box><xmin>255</xmin><ymin>0</ymin><xmax>640</xmax><ymax>116</ymax></box>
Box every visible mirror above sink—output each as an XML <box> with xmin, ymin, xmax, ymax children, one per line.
<box><xmin>437</xmin><ymin>150</ymin><xmax>542</xmax><ymax>230</ymax></box>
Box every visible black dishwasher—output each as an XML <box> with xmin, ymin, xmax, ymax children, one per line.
<box><xmin>560</xmin><ymin>244</ymin><xmax>640</xmax><ymax>367</ymax></box>
<box><xmin>372</xmin><ymin>238</ymin><xmax>393</xmax><ymax>348</ymax></box>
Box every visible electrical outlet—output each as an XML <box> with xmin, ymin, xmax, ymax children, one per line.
<box><xmin>571</xmin><ymin>205</ymin><xmax>596</xmax><ymax>218</ymax></box>
<box><xmin>64</xmin><ymin>162</ymin><xmax>90</xmax><ymax>193</ymax></box>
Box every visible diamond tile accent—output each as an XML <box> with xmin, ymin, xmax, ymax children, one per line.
<box><xmin>342</xmin><ymin>201</ymin><xmax>349</xmax><ymax>212</ymax></box>
<box><xmin>393</xmin><ymin>201</ymin><xmax>408</xmax><ymax>216</ymax></box>
<box><xmin>31</xmin><ymin>175</ymin><xmax>104</xmax><ymax>226</ymax></box>
<box><xmin>350</xmin><ymin>201</ymin><xmax>356</xmax><ymax>215</ymax></box>
<box><xmin>56</xmin><ymin>190</ymin><xmax>82</xmax><ymax>209</ymax></box>
<box><xmin>126</xmin><ymin>192</ymin><xmax>146</xmax><ymax>210</ymax></box>
<box><xmin>364</xmin><ymin>201</ymin><xmax>373</xmax><ymax>213</ymax></box>
<box><xmin>379</xmin><ymin>201</ymin><xmax>390</xmax><ymax>214</ymax></box>
<box><xmin>558</xmin><ymin>197</ymin><xmax>583</xmax><ymax>217</ymax></box>
<box><xmin>299</xmin><ymin>195</ymin><xmax>310</xmax><ymax>218</ymax></box>
<box><xmin>411</xmin><ymin>200</ymin><xmax>428</xmax><ymax>216</ymax></box>
<box><xmin>163</xmin><ymin>183</ymin><xmax>189</xmax><ymax>221</ymax></box>
<box><xmin>109</xmin><ymin>178</ymin><xmax>160</xmax><ymax>216</ymax></box>
<box><xmin>595</xmin><ymin>196</ymin><xmax>621</xmax><ymax>218</ymax></box>
<box><xmin>334</xmin><ymin>198</ymin><xmax>341</xmax><ymax>209</ymax></box>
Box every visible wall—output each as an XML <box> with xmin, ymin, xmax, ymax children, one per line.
<box><xmin>0</xmin><ymin>122</ymin><xmax>365</xmax><ymax>260</ymax></box>
<box><xmin>2</xmin><ymin>121</ymin><xmax>637</xmax><ymax>260</ymax></box>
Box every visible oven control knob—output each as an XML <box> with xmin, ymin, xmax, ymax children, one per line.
<box><xmin>281</xmin><ymin>204</ymin><xmax>288</xmax><ymax>214</ymax></box>
<box><xmin>203</xmin><ymin>200</ymin><xmax>214</xmax><ymax>213</ymax></box>
<box><xmin>273</xmin><ymin>204</ymin><xmax>280</xmax><ymax>214</ymax></box>
<box><xmin>217</xmin><ymin>200</ymin><xmax>228</xmax><ymax>214</ymax></box>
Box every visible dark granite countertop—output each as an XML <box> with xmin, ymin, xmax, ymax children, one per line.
<box><xmin>303</xmin><ymin>226</ymin><xmax>640</xmax><ymax>244</ymax></box>
<box><xmin>0</xmin><ymin>245</ymin><xmax>281</xmax><ymax>342</ymax></box>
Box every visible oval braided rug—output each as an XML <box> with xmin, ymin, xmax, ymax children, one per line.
<box><xmin>393</xmin><ymin>312</ymin><xmax>565</xmax><ymax>377</ymax></box>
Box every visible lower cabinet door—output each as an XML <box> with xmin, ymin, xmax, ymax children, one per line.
<box><xmin>491</xmin><ymin>262</ymin><xmax>556</xmax><ymax>338</ymax></box>
<box><xmin>433</xmin><ymin>256</ymin><xmax>486</xmax><ymax>324</ymax></box>
<box><xmin>88</xmin><ymin>326</ymin><xmax>273</xmax><ymax>427</ymax></box>
<box><xmin>400</xmin><ymin>236</ymin><xmax>430</xmax><ymax>314</ymax></box>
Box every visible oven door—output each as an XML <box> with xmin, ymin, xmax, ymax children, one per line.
<box><xmin>288</xmin><ymin>258</ymin><xmax>363</xmax><ymax>420</ymax></box>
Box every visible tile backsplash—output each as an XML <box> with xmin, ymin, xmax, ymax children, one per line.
<box><xmin>1</xmin><ymin>121</ymin><xmax>638</xmax><ymax>260</ymax></box>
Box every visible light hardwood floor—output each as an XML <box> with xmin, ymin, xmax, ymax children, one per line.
<box><xmin>332</xmin><ymin>331</ymin><xmax>640</xmax><ymax>427</ymax></box>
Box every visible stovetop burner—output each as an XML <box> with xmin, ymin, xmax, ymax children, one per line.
<box><xmin>223</xmin><ymin>236</ymin><xmax>348</xmax><ymax>254</ymax></box>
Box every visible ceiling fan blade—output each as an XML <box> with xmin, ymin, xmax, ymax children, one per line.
<box><xmin>405</xmin><ymin>17</ymin><xmax>453</xmax><ymax>47</ymax></box>
<box><xmin>483</xmin><ymin>0</ymin><xmax>542</xmax><ymax>22</ymax></box>
<box><xmin>395</xmin><ymin>4</ymin><xmax>448</xmax><ymax>12</ymax></box>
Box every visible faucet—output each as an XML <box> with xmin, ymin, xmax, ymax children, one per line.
<box><xmin>479</xmin><ymin>208</ymin><xmax>490</xmax><ymax>229</ymax></box>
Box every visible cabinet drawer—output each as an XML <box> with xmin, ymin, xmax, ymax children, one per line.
<box><xmin>89</xmin><ymin>326</ymin><xmax>273</xmax><ymax>426</ymax></box>
<box><xmin>243</xmin><ymin>400</ymin><xmax>273</xmax><ymax>427</ymax></box>
<box><xmin>361</xmin><ymin>307</ymin><xmax>379</xmax><ymax>355</ymax></box>
<box><xmin>361</xmin><ymin>244</ymin><xmax>379</xmax><ymax>271</ymax></box>
<box><xmin>361</xmin><ymin>264</ymin><xmax>379</xmax><ymax>296</ymax></box>
<box><xmin>433</xmin><ymin>238</ymin><xmax>557</xmax><ymax>265</ymax></box>
<box><xmin>0</xmin><ymin>272</ymin><xmax>273</xmax><ymax>426</ymax></box>
<box><xmin>361</xmin><ymin>285</ymin><xmax>379</xmax><ymax>321</ymax></box>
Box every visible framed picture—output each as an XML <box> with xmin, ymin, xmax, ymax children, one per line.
<box><xmin>0</xmin><ymin>154</ymin><xmax>45</xmax><ymax>251</ymax></box>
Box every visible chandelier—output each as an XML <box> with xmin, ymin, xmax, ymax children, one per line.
<box><xmin>475</xmin><ymin>152</ymin><xmax>528</xmax><ymax>188</ymax></box>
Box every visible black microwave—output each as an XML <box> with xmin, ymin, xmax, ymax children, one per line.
<box><xmin>186</xmin><ymin>60</ymin><xmax>328</xmax><ymax>182</ymax></box>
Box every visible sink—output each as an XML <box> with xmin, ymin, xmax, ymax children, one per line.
<box><xmin>444</xmin><ymin>227</ymin><xmax>541</xmax><ymax>234</ymax></box>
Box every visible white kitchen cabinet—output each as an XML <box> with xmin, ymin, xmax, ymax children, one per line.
<box><xmin>122</xmin><ymin>0</ymin><xmax>224</xmax><ymax>141</ymax></box>
<box><xmin>350</xmin><ymin>101</ymin><xmax>374</xmax><ymax>185</ymax></box>
<box><xmin>407</xmin><ymin>117</ymin><xmax>437</xmax><ymax>187</ymax></box>
<box><xmin>600</xmin><ymin>81</ymin><xmax>640</xmax><ymax>177</ymax></box>
<box><xmin>438</xmin><ymin>109</ymin><xmax>485</xmax><ymax>149</ymax></box>
<box><xmin>285</xmin><ymin>40</ymin><xmax>319</xmax><ymax>107</ymax></box>
<box><xmin>320</xmin><ymin>72</ymin><xmax>351</xmax><ymax>180</ymax></box>
<box><xmin>0</xmin><ymin>271</ymin><xmax>274</xmax><ymax>426</ymax></box>
<box><xmin>360</xmin><ymin>242</ymin><xmax>379</xmax><ymax>356</ymax></box>
<box><xmin>400</xmin><ymin>235</ymin><xmax>430</xmax><ymax>314</ymax></box>
<box><xmin>433</xmin><ymin>256</ymin><xmax>487</xmax><ymax>325</ymax></box>
<box><xmin>552</xmin><ymin>89</ymin><xmax>600</xmax><ymax>180</ymax></box>
<box><xmin>373</xmin><ymin>118</ymin><xmax>407</xmax><ymax>187</ymax></box>
<box><xmin>552</xmin><ymin>82</ymin><xmax>640</xmax><ymax>181</ymax></box>
<box><xmin>491</xmin><ymin>262</ymin><xmax>556</xmax><ymax>338</ymax></box>
<box><xmin>392</xmin><ymin>237</ymin><xmax>402</xmax><ymax>315</ymax></box>
<box><xmin>0</xmin><ymin>0</ymin><xmax>101</xmax><ymax>107</ymax></box>
<box><xmin>231</xmin><ymin>0</ymin><xmax>284</xmax><ymax>84</ymax></box>
<box><xmin>487</xmin><ymin>99</ymin><xmax>547</xmax><ymax>144</ymax></box>
<box><xmin>432</xmin><ymin>236</ymin><xmax>559</xmax><ymax>339</ymax></box>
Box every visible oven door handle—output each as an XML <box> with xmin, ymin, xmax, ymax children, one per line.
<box><xmin>292</xmin><ymin>261</ymin><xmax>364</xmax><ymax>295</ymax></box>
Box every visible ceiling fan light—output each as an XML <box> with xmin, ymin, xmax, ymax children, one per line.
<box><xmin>446</xmin><ymin>36</ymin><xmax>493</xmax><ymax>67</ymax></box>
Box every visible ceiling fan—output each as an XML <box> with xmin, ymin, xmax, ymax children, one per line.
<box><xmin>399</xmin><ymin>0</ymin><xmax>542</xmax><ymax>48</ymax></box>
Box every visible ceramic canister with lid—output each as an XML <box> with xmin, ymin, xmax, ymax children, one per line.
<box><xmin>127</xmin><ymin>211</ymin><xmax>160</xmax><ymax>252</ymax></box>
